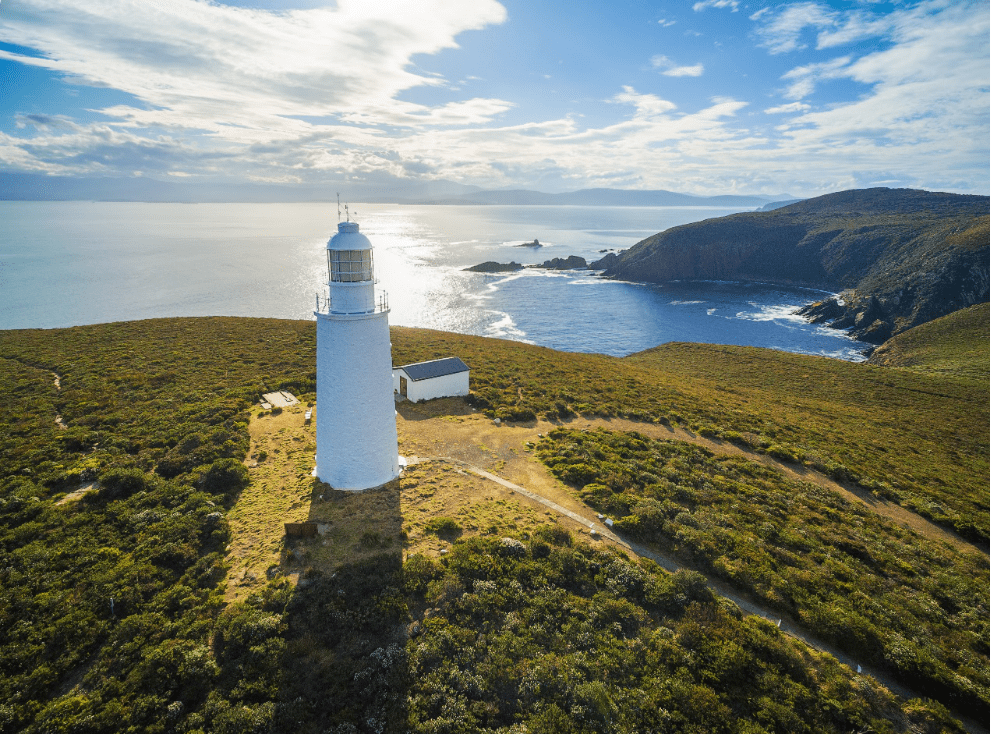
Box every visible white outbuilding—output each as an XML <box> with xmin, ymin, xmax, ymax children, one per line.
<box><xmin>394</xmin><ymin>357</ymin><xmax>470</xmax><ymax>403</ymax></box>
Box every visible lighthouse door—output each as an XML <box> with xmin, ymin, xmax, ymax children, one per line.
<box><xmin>399</xmin><ymin>376</ymin><xmax>408</xmax><ymax>398</ymax></box>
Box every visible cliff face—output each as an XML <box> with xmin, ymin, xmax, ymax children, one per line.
<box><xmin>600</xmin><ymin>188</ymin><xmax>989</xmax><ymax>343</ymax></box>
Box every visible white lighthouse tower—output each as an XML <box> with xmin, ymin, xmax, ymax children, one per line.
<box><xmin>314</xmin><ymin>216</ymin><xmax>400</xmax><ymax>490</ymax></box>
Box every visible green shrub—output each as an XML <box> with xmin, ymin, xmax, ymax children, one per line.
<box><xmin>99</xmin><ymin>467</ymin><xmax>148</xmax><ymax>500</ymax></box>
<box><xmin>198</xmin><ymin>458</ymin><xmax>250</xmax><ymax>500</ymax></box>
<box><xmin>533</xmin><ymin>524</ymin><xmax>572</xmax><ymax>547</ymax></box>
<box><xmin>559</xmin><ymin>462</ymin><xmax>598</xmax><ymax>486</ymax></box>
<box><xmin>424</xmin><ymin>516</ymin><xmax>462</xmax><ymax>540</ymax></box>
<box><xmin>535</xmin><ymin>426</ymin><xmax>990</xmax><ymax>720</ymax></box>
<box><xmin>404</xmin><ymin>554</ymin><xmax>443</xmax><ymax>595</ymax></box>
<box><xmin>766</xmin><ymin>444</ymin><xmax>798</xmax><ymax>463</ymax></box>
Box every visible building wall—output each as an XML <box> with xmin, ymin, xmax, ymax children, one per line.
<box><xmin>316</xmin><ymin>310</ymin><xmax>399</xmax><ymax>490</ymax></box>
<box><xmin>394</xmin><ymin>369</ymin><xmax>469</xmax><ymax>402</ymax></box>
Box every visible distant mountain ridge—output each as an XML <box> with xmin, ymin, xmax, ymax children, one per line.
<box><xmin>0</xmin><ymin>173</ymin><xmax>774</xmax><ymax>206</ymax></box>
<box><xmin>599</xmin><ymin>188</ymin><xmax>990</xmax><ymax>343</ymax></box>
<box><xmin>0</xmin><ymin>173</ymin><xmax>482</xmax><ymax>203</ymax></box>
<box><xmin>413</xmin><ymin>187</ymin><xmax>773</xmax><ymax>207</ymax></box>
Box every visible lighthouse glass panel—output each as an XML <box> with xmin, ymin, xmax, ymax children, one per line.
<box><xmin>329</xmin><ymin>249</ymin><xmax>373</xmax><ymax>283</ymax></box>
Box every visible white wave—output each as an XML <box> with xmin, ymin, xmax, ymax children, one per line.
<box><xmin>464</xmin><ymin>290</ymin><xmax>492</xmax><ymax>303</ymax></box>
<box><xmin>501</xmin><ymin>268</ymin><xmax>578</xmax><ymax>280</ymax></box>
<box><xmin>813</xmin><ymin>324</ymin><xmax>860</xmax><ymax>341</ymax></box>
<box><xmin>734</xmin><ymin>303</ymin><xmax>807</xmax><ymax>323</ymax></box>
<box><xmin>489</xmin><ymin>272</ymin><xmax>529</xmax><ymax>287</ymax></box>
<box><xmin>568</xmin><ymin>278</ymin><xmax>616</xmax><ymax>286</ymax></box>
<box><xmin>788</xmin><ymin>345</ymin><xmax>868</xmax><ymax>362</ymax></box>
<box><xmin>707</xmin><ymin>308</ymin><xmax>717</xmax><ymax>315</ymax></box>
<box><xmin>485</xmin><ymin>310</ymin><xmax>528</xmax><ymax>340</ymax></box>
<box><xmin>670</xmin><ymin>300</ymin><xmax>704</xmax><ymax>305</ymax></box>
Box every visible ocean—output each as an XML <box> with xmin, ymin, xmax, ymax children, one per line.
<box><xmin>0</xmin><ymin>201</ymin><xmax>869</xmax><ymax>360</ymax></box>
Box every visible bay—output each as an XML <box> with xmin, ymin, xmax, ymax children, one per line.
<box><xmin>0</xmin><ymin>201</ymin><xmax>869</xmax><ymax>360</ymax></box>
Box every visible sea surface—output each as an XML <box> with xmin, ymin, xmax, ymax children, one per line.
<box><xmin>0</xmin><ymin>201</ymin><xmax>869</xmax><ymax>360</ymax></box>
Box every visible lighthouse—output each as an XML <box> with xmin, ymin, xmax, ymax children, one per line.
<box><xmin>314</xmin><ymin>218</ymin><xmax>400</xmax><ymax>490</ymax></box>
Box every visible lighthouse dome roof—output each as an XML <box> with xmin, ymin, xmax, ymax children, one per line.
<box><xmin>328</xmin><ymin>221</ymin><xmax>372</xmax><ymax>251</ymax></box>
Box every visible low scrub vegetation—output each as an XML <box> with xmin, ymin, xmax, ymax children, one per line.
<box><xmin>868</xmin><ymin>302</ymin><xmax>989</xmax><ymax>380</ymax></box>
<box><xmin>403</xmin><ymin>531</ymin><xmax>957</xmax><ymax>732</ymax></box>
<box><xmin>0</xmin><ymin>314</ymin><xmax>986</xmax><ymax>731</ymax></box>
<box><xmin>536</xmin><ymin>427</ymin><xmax>989</xmax><ymax>720</ymax></box>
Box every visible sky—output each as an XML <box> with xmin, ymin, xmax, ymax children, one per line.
<box><xmin>0</xmin><ymin>0</ymin><xmax>988</xmax><ymax>198</ymax></box>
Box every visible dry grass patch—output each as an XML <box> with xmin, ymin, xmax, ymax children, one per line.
<box><xmin>225</xmin><ymin>403</ymin><xmax>315</xmax><ymax>601</ymax></box>
<box><xmin>228</xmin><ymin>396</ymin><xmax>611</xmax><ymax>600</ymax></box>
<box><xmin>398</xmin><ymin>461</ymin><xmax>572</xmax><ymax>559</ymax></box>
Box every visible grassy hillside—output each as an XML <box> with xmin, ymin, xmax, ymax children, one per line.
<box><xmin>601</xmin><ymin>188</ymin><xmax>989</xmax><ymax>342</ymax></box>
<box><xmin>0</xmin><ymin>316</ymin><xmax>987</xmax><ymax>731</ymax></box>
<box><xmin>867</xmin><ymin>302</ymin><xmax>989</xmax><ymax>379</ymax></box>
<box><xmin>392</xmin><ymin>327</ymin><xmax>988</xmax><ymax>544</ymax></box>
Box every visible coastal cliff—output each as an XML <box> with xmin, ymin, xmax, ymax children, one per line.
<box><xmin>600</xmin><ymin>188</ymin><xmax>990</xmax><ymax>342</ymax></box>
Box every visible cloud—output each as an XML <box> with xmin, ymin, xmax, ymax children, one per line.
<box><xmin>0</xmin><ymin>0</ymin><xmax>510</xmax><ymax>137</ymax></box>
<box><xmin>816</xmin><ymin>11</ymin><xmax>895</xmax><ymax>49</ymax></box>
<box><xmin>15</xmin><ymin>113</ymin><xmax>81</xmax><ymax>131</ymax></box>
<box><xmin>651</xmin><ymin>55</ymin><xmax>704</xmax><ymax>77</ymax></box>
<box><xmin>780</xmin><ymin>56</ymin><xmax>851</xmax><ymax>99</ymax></box>
<box><xmin>768</xmin><ymin>1</ymin><xmax>989</xmax><ymax>188</ymax></box>
<box><xmin>0</xmin><ymin>0</ymin><xmax>986</xmax><ymax>197</ymax></box>
<box><xmin>657</xmin><ymin>19</ymin><xmax>676</xmax><ymax>27</ymax></box>
<box><xmin>764</xmin><ymin>102</ymin><xmax>811</xmax><ymax>115</ymax></box>
<box><xmin>612</xmin><ymin>86</ymin><xmax>679</xmax><ymax>118</ymax></box>
<box><xmin>693</xmin><ymin>0</ymin><xmax>739</xmax><ymax>12</ymax></box>
<box><xmin>663</xmin><ymin>64</ymin><xmax>704</xmax><ymax>78</ymax></box>
<box><xmin>752</xmin><ymin>2</ymin><xmax>836</xmax><ymax>54</ymax></box>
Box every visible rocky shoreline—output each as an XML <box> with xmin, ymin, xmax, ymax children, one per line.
<box><xmin>797</xmin><ymin>292</ymin><xmax>893</xmax><ymax>346</ymax></box>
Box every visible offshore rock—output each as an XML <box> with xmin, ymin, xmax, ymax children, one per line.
<box><xmin>537</xmin><ymin>255</ymin><xmax>587</xmax><ymax>270</ymax></box>
<box><xmin>464</xmin><ymin>261</ymin><xmax>525</xmax><ymax>273</ymax></box>
<box><xmin>797</xmin><ymin>298</ymin><xmax>844</xmax><ymax>324</ymax></box>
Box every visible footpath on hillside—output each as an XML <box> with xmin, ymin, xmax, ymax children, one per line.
<box><xmin>397</xmin><ymin>398</ymin><xmax>981</xmax><ymax>556</ymax></box>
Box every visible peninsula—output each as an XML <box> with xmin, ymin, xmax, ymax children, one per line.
<box><xmin>600</xmin><ymin>188</ymin><xmax>989</xmax><ymax>343</ymax></box>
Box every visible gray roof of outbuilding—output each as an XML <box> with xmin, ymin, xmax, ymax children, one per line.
<box><xmin>396</xmin><ymin>357</ymin><xmax>470</xmax><ymax>381</ymax></box>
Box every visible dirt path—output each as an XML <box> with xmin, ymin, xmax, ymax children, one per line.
<box><xmin>413</xmin><ymin>442</ymin><xmax>987</xmax><ymax>731</ymax></box>
<box><xmin>55</xmin><ymin>481</ymin><xmax>98</xmax><ymax>505</ymax></box>
<box><xmin>571</xmin><ymin>416</ymin><xmax>983</xmax><ymax>555</ymax></box>
<box><xmin>398</xmin><ymin>400</ymin><xmax>981</xmax><ymax>556</ymax></box>
<box><xmin>52</xmin><ymin>371</ymin><xmax>68</xmax><ymax>429</ymax></box>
